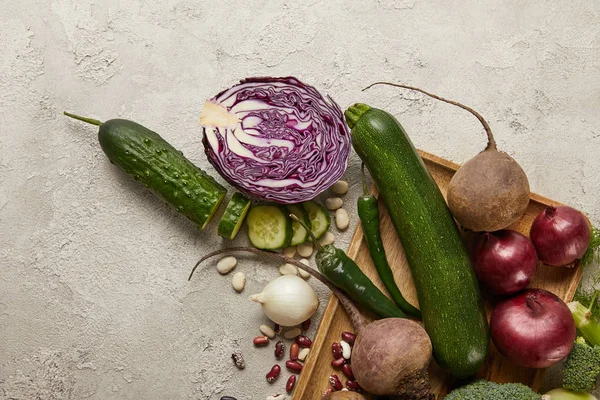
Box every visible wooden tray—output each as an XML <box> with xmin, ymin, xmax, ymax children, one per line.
<box><xmin>294</xmin><ymin>150</ymin><xmax>583</xmax><ymax>399</ymax></box>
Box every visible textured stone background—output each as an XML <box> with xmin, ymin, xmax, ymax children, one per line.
<box><xmin>1</xmin><ymin>0</ymin><xmax>599</xmax><ymax>399</ymax></box>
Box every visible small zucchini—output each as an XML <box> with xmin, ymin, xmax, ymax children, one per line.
<box><xmin>64</xmin><ymin>112</ymin><xmax>227</xmax><ymax>229</ymax></box>
<box><xmin>302</xmin><ymin>201</ymin><xmax>330</xmax><ymax>240</ymax></box>
<box><xmin>345</xmin><ymin>103</ymin><xmax>489</xmax><ymax>378</ymax></box>
<box><xmin>218</xmin><ymin>193</ymin><xmax>251</xmax><ymax>240</ymax></box>
<box><xmin>286</xmin><ymin>204</ymin><xmax>311</xmax><ymax>246</ymax></box>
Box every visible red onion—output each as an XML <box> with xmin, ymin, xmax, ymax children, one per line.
<box><xmin>473</xmin><ymin>230</ymin><xmax>538</xmax><ymax>295</ymax></box>
<box><xmin>530</xmin><ymin>206</ymin><xmax>591</xmax><ymax>267</ymax></box>
<box><xmin>490</xmin><ymin>289</ymin><xmax>576</xmax><ymax>368</ymax></box>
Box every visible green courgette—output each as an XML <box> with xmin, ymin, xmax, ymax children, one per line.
<box><xmin>302</xmin><ymin>201</ymin><xmax>330</xmax><ymax>240</ymax></box>
<box><xmin>345</xmin><ymin>104</ymin><xmax>489</xmax><ymax>378</ymax></box>
<box><xmin>64</xmin><ymin>112</ymin><xmax>227</xmax><ymax>229</ymax></box>
<box><xmin>286</xmin><ymin>204</ymin><xmax>311</xmax><ymax>246</ymax></box>
<box><xmin>246</xmin><ymin>204</ymin><xmax>293</xmax><ymax>250</ymax></box>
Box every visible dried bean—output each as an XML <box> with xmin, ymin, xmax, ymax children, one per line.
<box><xmin>322</xmin><ymin>388</ymin><xmax>333</xmax><ymax>398</ymax></box>
<box><xmin>285</xmin><ymin>360</ymin><xmax>303</xmax><ymax>372</ymax></box>
<box><xmin>275</xmin><ymin>340</ymin><xmax>285</xmax><ymax>359</ymax></box>
<box><xmin>286</xmin><ymin>375</ymin><xmax>297</xmax><ymax>393</ymax></box>
<box><xmin>274</xmin><ymin>323</ymin><xmax>281</xmax><ymax>335</ymax></box>
<box><xmin>332</xmin><ymin>342</ymin><xmax>343</xmax><ymax>359</ymax></box>
<box><xmin>346</xmin><ymin>380</ymin><xmax>361</xmax><ymax>391</ymax></box>
<box><xmin>266</xmin><ymin>364</ymin><xmax>281</xmax><ymax>383</ymax></box>
<box><xmin>279</xmin><ymin>263</ymin><xmax>298</xmax><ymax>276</ymax></box>
<box><xmin>301</xmin><ymin>318</ymin><xmax>311</xmax><ymax>331</ymax></box>
<box><xmin>298</xmin><ymin>348</ymin><xmax>310</xmax><ymax>361</ymax></box>
<box><xmin>297</xmin><ymin>241</ymin><xmax>313</xmax><ymax>258</ymax></box>
<box><xmin>221</xmin><ymin>397</ymin><xmax>237</xmax><ymax>400</ymax></box>
<box><xmin>283</xmin><ymin>327</ymin><xmax>301</xmax><ymax>339</ymax></box>
<box><xmin>318</xmin><ymin>231</ymin><xmax>335</xmax><ymax>246</ymax></box>
<box><xmin>298</xmin><ymin>259</ymin><xmax>311</xmax><ymax>280</ymax></box>
<box><xmin>329</xmin><ymin>374</ymin><xmax>343</xmax><ymax>391</ymax></box>
<box><xmin>260</xmin><ymin>324</ymin><xmax>276</xmax><ymax>339</ymax></box>
<box><xmin>217</xmin><ymin>256</ymin><xmax>237</xmax><ymax>274</ymax></box>
<box><xmin>254</xmin><ymin>336</ymin><xmax>270</xmax><ymax>347</ymax></box>
<box><xmin>283</xmin><ymin>246</ymin><xmax>296</xmax><ymax>258</ymax></box>
<box><xmin>290</xmin><ymin>343</ymin><xmax>299</xmax><ymax>361</ymax></box>
<box><xmin>341</xmin><ymin>331</ymin><xmax>356</xmax><ymax>345</ymax></box>
<box><xmin>231</xmin><ymin>350</ymin><xmax>245</xmax><ymax>370</ymax></box>
<box><xmin>331</xmin><ymin>180</ymin><xmax>348</xmax><ymax>195</ymax></box>
<box><xmin>295</xmin><ymin>335</ymin><xmax>312</xmax><ymax>348</ymax></box>
<box><xmin>335</xmin><ymin>208</ymin><xmax>349</xmax><ymax>230</ymax></box>
<box><xmin>331</xmin><ymin>357</ymin><xmax>345</xmax><ymax>368</ymax></box>
<box><xmin>340</xmin><ymin>340</ymin><xmax>351</xmax><ymax>359</ymax></box>
<box><xmin>342</xmin><ymin>363</ymin><xmax>354</xmax><ymax>379</ymax></box>
<box><xmin>325</xmin><ymin>197</ymin><xmax>343</xmax><ymax>210</ymax></box>
<box><xmin>231</xmin><ymin>271</ymin><xmax>246</xmax><ymax>292</ymax></box>
<box><xmin>266</xmin><ymin>395</ymin><xmax>286</xmax><ymax>400</ymax></box>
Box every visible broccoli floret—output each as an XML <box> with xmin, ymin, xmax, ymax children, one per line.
<box><xmin>445</xmin><ymin>379</ymin><xmax>541</xmax><ymax>400</ymax></box>
<box><xmin>563</xmin><ymin>337</ymin><xmax>600</xmax><ymax>393</ymax></box>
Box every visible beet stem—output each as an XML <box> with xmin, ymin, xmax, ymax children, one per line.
<box><xmin>188</xmin><ymin>246</ymin><xmax>368</xmax><ymax>331</ymax></box>
<box><xmin>362</xmin><ymin>82</ymin><xmax>497</xmax><ymax>151</ymax></box>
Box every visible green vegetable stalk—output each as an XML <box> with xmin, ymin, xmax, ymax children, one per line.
<box><xmin>357</xmin><ymin>164</ymin><xmax>421</xmax><ymax>319</ymax></box>
<box><xmin>569</xmin><ymin>292</ymin><xmax>600</xmax><ymax>347</ymax></box>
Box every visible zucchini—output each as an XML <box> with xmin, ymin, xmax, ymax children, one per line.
<box><xmin>246</xmin><ymin>205</ymin><xmax>292</xmax><ymax>250</ymax></box>
<box><xmin>345</xmin><ymin>104</ymin><xmax>489</xmax><ymax>378</ymax></box>
<box><xmin>64</xmin><ymin>113</ymin><xmax>227</xmax><ymax>229</ymax></box>
<box><xmin>218</xmin><ymin>193</ymin><xmax>251</xmax><ymax>239</ymax></box>
<box><xmin>286</xmin><ymin>204</ymin><xmax>311</xmax><ymax>246</ymax></box>
<box><xmin>302</xmin><ymin>201</ymin><xmax>330</xmax><ymax>240</ymax></box>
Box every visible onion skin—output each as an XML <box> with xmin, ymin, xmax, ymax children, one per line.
<box><xmin>473</xmin><ymin>230</ymin><xmax>538</xmax><ymax>295</ymax></box>
<box><xmin>530</xmin><ymin>206</ymin><xmax>591</xmax><ymax>267</ymax></box>
<box><xmin>490</xmin><ymin>289</ymin><xmax>576</xmax><ymax>368</ymax></box>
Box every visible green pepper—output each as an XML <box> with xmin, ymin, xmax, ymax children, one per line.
<box><xmin>315</xmin><ymin>244</ymin><xmax>406</xmax><ymax>319</ymax></box>
<box><xmin>289</xmin><ymin>213</ymin><xmax>406</xmax><ymax>319</ymax></box>
<box><xmin>358</xmin><ymin>164</ymin><xmax>421</xmax><ymax>319</ymax></box>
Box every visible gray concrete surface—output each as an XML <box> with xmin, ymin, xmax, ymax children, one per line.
<box><xmin>1</xmin><ymin>0</ymin><xmax>599</xmax><ymax>399</ymax></box>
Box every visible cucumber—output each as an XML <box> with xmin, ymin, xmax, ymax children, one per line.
<box><xmin>345</xmin><ymin>104</ymin><xmax>489</xmax><ymax>378</ymax></box>
<box><xmin>247</xmin><ymin>205</ymin><xmax>292</xmax><ymax>250</ymax></box>
<box><xmin>64</xmin><ymin>113</ymin><xmax>227</xmax><ymax>229</ymax></box>
<box><xmin>302</xmin><ymin>201</ymin><xmax>330</xmax><ymax>240</ymax></box>
<box><xmin>286</xmin><ymin>204</ymin><xmax>311</xmax><ymax>246</ymax></box>
<box><xmin>218</xmin><ymin>193</ymin><xmax>251</xmax><ymax>240</ymax></box>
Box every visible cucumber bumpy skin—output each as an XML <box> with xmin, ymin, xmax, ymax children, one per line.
<box><xmin>64</xmin><ymin>112</ymin><xmax>227</xmax><ymax>229</ymax></box>
<box><xmin>345</xmin><ymin>104</ymin><xmax>489</xmax><ymax>378</ymax></box>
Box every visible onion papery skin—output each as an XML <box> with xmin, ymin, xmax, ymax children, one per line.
<box><xmin>529</xmin><ymin>206</ymin><xmax>591</xmax><ymax>267</ymax></box>
<box><xmin>201</xmin><ymin>77</ymin><xmax>351</xmax><ymax>204</ymax></box>
<box><xmin>473</xmin><ymin>230</ymin><xmax>538</xmax><ymax>295</ymax></box>
<box><xmin>490</xmin><ymin>289</ymin><xmax>576</xmax><ymax>368</ymax></box>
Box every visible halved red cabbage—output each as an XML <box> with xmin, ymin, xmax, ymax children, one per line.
<box><xmin>200</xmin><ymin>77</ymin><xmax>350</xmax><ymax>204</ymax></box>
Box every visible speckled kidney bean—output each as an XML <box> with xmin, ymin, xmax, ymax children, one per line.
<box><xmin>301</xmin><ymin>318</ymin><xmax>311</xmax><ymax>331</ymax></box>
<box><xmin>332</xmin><ymin>342</ymin><xmax>343</xmax><ymax>359</ymax></box>
<box><xmin>295</xmin><ymin>335</ymin><xmax>312</xmax><ymax>348</ymax></box>
<box><xmin>254</xmin><ymin>336</ymin><xmax>269</xmax><ymax>346</ymax></box>
<box><xmin>289</xmin><ymin>342</ymin><xmax>299</xmax><ymax>361</ymax></box>
<box><xmin>342</xmin><ymin>363</ymin><xmax>354</xmax><ymax>379</ymax></box>
<box><xmin>331</xmin><ymin>357</ymin><xmax>345</xmax><ymax>368</ymax></box>
<box><xmin>329</xmin><ymin>374</ymin><xmax>343</xmax><ymax>391</ymax></box>
<box><xmin>275</xmin><ymin>340</ymin><xmax>285</xmax><ymax>359</ymax></box>
<box><xmin>285</xmin><ymin>360</ymin><xmax>303</xmax><ymax>372</ymax></box>
<box><xmin>266</xmin><ymin>364</ymin><xmax>281</xmax><ymax>383</ymax></box>
<box><xmin>341</xmin><ymin>331</ymin><xmax>356</xmax><ymax>345</ymax></box>
<box><xmin>286</xmin><ymin>375</ymin><xmax>297</xmax><ymax>393</ymax></box>
<box><xmin>346</xmin><ymin>380</ymin><xmax>361</xmax><ymax>391</ymax></box>
<box><xmin>274</xmin><ymin>323</ymin><xmax>281</xmax><ymax>335</ymax></box>
<box><xmin>231</xmin><ymin>350</ymin><xmax>245</xmax><ymax>370</ymax></box>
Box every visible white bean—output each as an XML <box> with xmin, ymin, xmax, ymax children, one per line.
<box><xmin>216</xmin><ymin>256</ymin><xmax>237</xmax><ymax>275</ymax></box>
<box><xmin>331</xmin><ymin>180</ymin><xmax>349</xmax><ymax>195</ymax></box>
<box><xmin>298</xmin><ymin>347</ymin><xmax>310</xmax><ymax>361</ymax></box>
<box><xmin>318</xmin><ymin>231</ymin><xmax>335</xmax><ymax>246</ymax></box>
<box><xmin>259</xmin><ymin>324</ymin><xmax>276</xmax><ymax>339</ymax></box>
<box><xmin>283</xmin><ymin>246</ymin><xmax>296</xmax><ymax>258</ymax></box>
<box><xmin>231</xmin><ymin>272</ymin><xmax>246</xmax><ymax>292</ymax></box>
<box><xmin>335</xmin><ymin>208</ymin><xmax>350</xmax><ymax>230</ymax></box>
<box><xmin>341</xmin><ymin>340</ymin><xmax>351</xmax><ymax>359</ymax></box>
<box><xmin>283</xmin><ymin>327</ymin><xmax>302</xmax><ymax>339</ymax></box>
<box><xmin>298</xmin><ymin>259</ymin><xmax>311</xmax><ymax>280</ymax></box>
<box><xmin>279</xmin><ymin>263</ymin><xmax>298</xmax><ymax>276</ymax></box>
<box><xmin>325</xmin><ymin>197</ymin><xmax>343</xmax><ymax>210</ymax></box>
<box><xmin>297</xmin><ymin>241</ymin><xmax>313</xmax><ymax>258</ymax></box>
